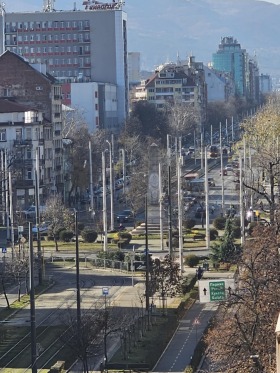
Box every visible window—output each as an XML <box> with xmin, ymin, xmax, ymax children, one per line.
<box><xmin>26</xmin><ymin>149</ymin><xmax>32</xmax><ymax>159</ymax></box>
<box><xmin>73</xmin><ymin>34</ymin><xmax>77</xmax><ymax>41</ymax></box>
<box><xmin>60</xmin><ymin>21</ymin><xmax>64</xmax><ymax>28</ymax></box>
<box><xmin>67</xmin><ymin>46</ymin><xmax>71</xmax><ymax>53</ymax></box>
<box><xmin>48</xmin><ymin>47</ymin><xmax>53</xmax><ymax>53</ymax></box>
<box><xmin>26</xmin><ymin>128</ymin><xmax>32</xmax><ymax>140</ymax></box>
<box><xmin>0</xmin><ymin>129</ymin><xmax>6</xmax><ymax>141</ymax></box>
<box><xmin>24</xmin><ymin>35</ymin><xmax>28</xmax><ymax>42</ymax></box>
<box><xmin>67</xmin><ymin>34</ymin><xmax>71</xmax><ymax>40</ymax></box>
<box><xmin>18</xmin><ymin>35</ymin><xmax>22</xmax><ymax>42</ymax></box>
<box><xmin>16</xmin><ymin>128</ymin><xmax>22</xmax><ymax>141</ymax></box>
<box><xmin>27</xmin><ymin>169</ymin><xmax>32</xmax><ymax>180</ymax></box>
<box><xmin>55</xmin><ymin>46</ymin><xmax>59</xmax><ymax>53</ymax></box>
<box><xmin>61</xmin><ymin>34</ymin><xmax>65</xmax><ymax>41</ymax></box>
<box><xmin>36</xmin><ymin>34</ymin><xmax>40</xmax><ymax>42</ymax></box>
<box><xmin>61</xmin><ymin>46</ymin><xmax>65</xmax><ymax>53</ymax></box>
<box><xmin>30</xmin><ymin>47</ymin><xmax>35</xmax><ymax>53</ymax></box>
<box><xmin>54</xmin><ymin>34</ymin><xmax>59</xmax><ymax>41</ymax></box>
<box><xmin>48</xmin><ymin>34</ymin><xmax>52</xmax><ymax>41</ymax></box>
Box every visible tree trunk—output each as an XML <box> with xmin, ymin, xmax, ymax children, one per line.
<box><xmin>55</xmin><ymin>239</ymin><xmax>59</xmax><ymax>252</ymax></box>
<box><xmin>2</xmin><ymin>278</ymin><xmax>10</xmax><ymax>309</ymax></box>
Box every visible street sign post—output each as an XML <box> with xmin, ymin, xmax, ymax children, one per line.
<box><xmin>1</xmin><ymin>247</ymin><xmax>7</xmax><ymax>254</ymax></box>
<box><xmin>198</xmin><ymin>278</ymin><xmax>235</xmax><ymax>303</ymax></box>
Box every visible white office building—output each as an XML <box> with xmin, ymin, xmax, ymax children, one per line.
<box><xmin>0</xmin><ymin>1</ymin><xmax>128</xmax><ymax>132</ymax></box>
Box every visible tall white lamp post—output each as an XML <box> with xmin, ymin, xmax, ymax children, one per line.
<box><xmin>106</xmin><ymin>140</ymin><xmax>114</xmax><ymax>231</ymax></box>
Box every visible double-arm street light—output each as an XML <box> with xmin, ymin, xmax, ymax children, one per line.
<box><xmin>106</xmin><ymin>140</ymin><xmax>114</xmax><ymax>231</ymax></box>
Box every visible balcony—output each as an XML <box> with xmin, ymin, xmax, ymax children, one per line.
<box><xmin>14</xmin><ymin>139</ymin><xmax>33</xmax><ymax>147</ymax></box>
<box><xmin>54</xmin><ymin>112</ymin><xmax>61</xmax><ymax>118</ymax></box>
<box><xmin>55</xmin><ymin>148</ymin><xmax>61</xmax><ymax>154</ymax></box>
<box><xmin>14</xmin><ymin>179</ymin><xmax>34</xmax><ymax>188</ymax></box>
<box><xmin>39</xmin><ymin>138</ymin><xmax>44</xmax><ymax>145</ymax></box>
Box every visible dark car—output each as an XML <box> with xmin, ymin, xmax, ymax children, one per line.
<box><xmin>116</xmin><ymin>209</ymin><xmax>133</xmax><ymax>222</ymax></box>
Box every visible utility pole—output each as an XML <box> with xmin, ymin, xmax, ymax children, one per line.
<box><xmin>29</xmin><ymin>222</ymin><xmax>37</xmax><ymax>373</ymax></box>
<box><xmin>144</xmin><ymin>195</ymin><xmax>150</xmax><ymax>330</ymax></box>
<box><xmin>106</xmin><ymin>140</ymin><xmax>114</xmax><ymax>231</ymax></box>
<box><xmin>89</xmin><ymin>141</ymin><xmax>94</xmax><ymax>212</ymax></box>
<box><xmin>75</xmin><ymin>211</ymin><xmax>81</xmax><ymax>329</ymax></box>
<box><xmin>35</xmin><ymin>148</ymin><xmax>42</xmax><ymax>285</ymax></box>
<box><xmin>102</xmin><ymin>151</ymin><xmax>107</xmax><ymax>252</ymax></box>
<box><xmin>8</xmin><ymin>171</ymin><xmax>14</xmax><ymax>260</ymax></box>
<box><xmin>220</xmin><ymin>122</ymin><xmax>225</xmax><ymax>215</ymax></box>
<box><xmin>205</xmin><ymin>148</ymin><xmax>210</xmax><ymax>250</ymax></box>
<box><xmin>159</xmin><ymin>163</ymin><xmax>164</xmax><ymax>251</ymax></box>
<box><xmin>240</xmin><ymin>152</ymin><xmax>245</xmax><ymax>245</ymax></box>
<box><xmin>177</xmin><ymin>152</ymin><xmax>184</xmax><ymax>274</ymax></box>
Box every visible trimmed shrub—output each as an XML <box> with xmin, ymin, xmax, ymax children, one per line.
<box><xmin>213</xmin><ymin>216</ymin><xmax>226</xmax><ymax>230</ymax></box>
<box><xmin>184</xmin><ymin>254</ymin><xmax>199</xmax><ymax>268</ymax></box>
<box><xmin>59</xmin><ymin>230</ymin><xmax>74</xmax><ymax>242</ymax></box>
<box><xmin>209</xmin><ymin>228</ymin><xmax>218</xmax><ymax>241</ymax></box>
<box><xmin>183</xmin><ymin>218</ymin><xmax>196</xmax><ymax>230</ymax></box>
<box><xmin>81</xmin><ymin>229</ymin><xmax>98</xmax><ymax>243</ymax></box>
<box><xmin>232</xmin><ymin>225</ymin><xmax>241</xmax><ymax>238</ymax></box>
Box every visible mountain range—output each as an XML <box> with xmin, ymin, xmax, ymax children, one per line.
<box><xmin>125</xmin><ymin>0</ymin><xmax>280</xmax><ymax>77</ymax></box>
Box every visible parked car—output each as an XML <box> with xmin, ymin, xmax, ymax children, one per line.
<box><xmin>23</xmin><ymin>205</ymin><xmax>46</xmax><ymax>220</ymax></box>
<box><xmin>116</xmin><ymin>209</ymin><xmax>133</xmax><ymax>222</ymax></box>
<box><xmin>225</xmin><ymin>164</ymin><xmax>233</xmax><ymax>171</ymax></box>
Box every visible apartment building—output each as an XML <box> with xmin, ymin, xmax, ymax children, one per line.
<box><xmin>142</xmin><ymin>57</ymin><xmax>207</xmax><ymax>133</ymax></box>
<box><xmin>0</xmin><ymin>3</ymin><xmax>128</xmax><ymax>132</ymax></box>
<box><xmin>0</xmin><ymin>50</ymin><xmax>63</xmax><ymax>206</ymax></box>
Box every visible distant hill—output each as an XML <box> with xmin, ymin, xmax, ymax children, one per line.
<box><xmin>125</xmin><ymin>0</ymin><xmax>280</xmax><ymax>77</ymax></box>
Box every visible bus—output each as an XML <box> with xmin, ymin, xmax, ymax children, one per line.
<box><xmin>208</xmin><ymin>145</ymin><xmax>219</xmax><ymax>158</ymax></box>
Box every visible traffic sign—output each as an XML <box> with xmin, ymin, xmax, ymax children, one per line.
<box><xmin>209</xmin><ymin>281</ymin><xmax>226</xmax><ymax>301</ymax></box>
<box><xmin>18</xmin><ymin>226</ymin><xmax>24</xmax><ymax>233</ymax></box>
<box><xmin>102</xmin><ymin>287</ymin><xmax>109</xmax><ymax>296</ymax></box>
<box><xmin>1</xmin><ymin>247</ymin><xmax>7</xmax><ymax>254</ymax></box>
<box><xmin>198</xmin><ymin>279</ymin><xmax>235</xmax><ymax>303</ymax></box>
<box><xmin>193</xmin><ymin>318</ymin><xmax>200</xmax><ymax>325</ymax></box>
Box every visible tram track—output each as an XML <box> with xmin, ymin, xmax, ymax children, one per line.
<box><xmin>0</xmin><ymin>267</ymin><xmax>129</xmax><ymax>371</ymax></box>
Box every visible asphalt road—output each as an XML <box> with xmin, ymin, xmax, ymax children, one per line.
<box><xmin>153</xmin><ymin>301</ymin><xmax>218</xmax><ymax>372</ymax></box>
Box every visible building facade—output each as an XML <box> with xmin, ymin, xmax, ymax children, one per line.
<box><xmin>0</xmin><ymin>4</ymin><xmax>128</xmax><ymax>132</ymax></box>
<box><xmin>0</xmin><ymin>51</ymin><xmax>63</xmax><ymax>206</ymax></box>
<box><xmin>212</xmin><ymin>36</ymin><xmax>246</xmax><ymax>97</ymax></box>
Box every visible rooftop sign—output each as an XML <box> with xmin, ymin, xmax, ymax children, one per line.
<box><xmin>83</xmin><ymin>0</ymin><xmax>125</xmax><ymax>11</ymax></box>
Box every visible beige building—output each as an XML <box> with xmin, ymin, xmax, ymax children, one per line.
<box><xmin>0</xmin><ymin>51</ymin><xmax>63</xmax><ymax>207</ymax></box>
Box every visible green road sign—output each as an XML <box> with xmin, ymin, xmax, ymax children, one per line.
<box><xmin>209</xmin><ymin>281</ymin><xmax>226</xmax><ymax>301</ymax></box>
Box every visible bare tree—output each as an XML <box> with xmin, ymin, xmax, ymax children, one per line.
<box><xmin>43</xmin><ymin>195</ymin><xmax>72</xmax><ymax>251</ymax></box>
<box><xmin>150</xmin><ymin>255</ymin><xmax>182</xmax><ymax>314</ymax></box>
<box><xmin>205</xmin><ymin>225</ymin><xmax>280</xmax><ymax>373</ymax></box>
<box><xmin>167</xmin><ymin>101</ymin><xmax>198</xmax><ymax>137</ymax></box>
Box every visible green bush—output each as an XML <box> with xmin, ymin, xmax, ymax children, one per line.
<box><xmin>166</xmin><ymin>237</ymin><xmax>179</xmax><ymax>248</ymax></box>
<box><xmin>81</xmin><ymin>229</ymin><xmax>98</xmax><ymax>243</ymax></box>
<box><xmin>181</xmin><ymin>274</ymin><xmax>197</xmax><ymax>294</ymax></box>
<box><xmin>232</xmin><ymin>225</ymin><xmax>241</xmax><ymax>238</ymax></box>
<box><xmin>184</xmin><ymin>254</ymin><xmax>199</xmax><ymax>268</ymax></box>
<box><xmin>119</xmin><ymin>231</ymin><xmax>132</xmax><ymax>243</ymax></box>
<box><xmin>59</xmin><ymin>230</ymin><xmax>74</xmax><ymax>242</ymax></box>
<box><xmin>209</xmin><ymin>228</ymin><xmax>218</xmax><ymax>240</ymax></box>
<box><xmin>183</xmin><ymin>218</ymin><xmax>196</xmax><ymax>230</ymax></box>
<box><xmin>213</xmin><ymin>216</ymin><xmax>226</xmax><ymax>230</ymax></box>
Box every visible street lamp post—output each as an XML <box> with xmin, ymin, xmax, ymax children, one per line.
<box><xmin>102</xmin><ymin>151</ymin><xmax>108</xmax><ymax>252</ymax></box>
<box><xmin>75</xmin><ymin>210</ymin><xmax>81</xmax><ymax>329</ymax></box>
<box><xmin>106</xmin><ymin>140</ymin><xmax>114</xmax><ymax>231</ymax></box>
